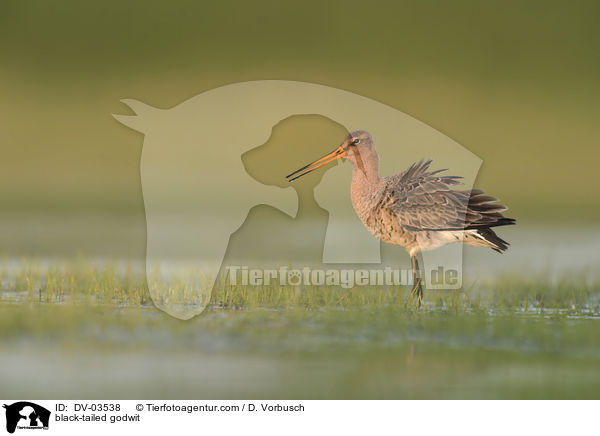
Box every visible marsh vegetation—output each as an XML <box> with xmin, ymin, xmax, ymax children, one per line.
<box><xmin>1</xmin><ymin>257</ymin><xmax>599</xmax><ymax>399</ymax></box>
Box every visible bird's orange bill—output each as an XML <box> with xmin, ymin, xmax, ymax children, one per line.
<box><xmin>286</xmin><ymin>146</ymin><xmax>347</xmax><ymax>182</ymax></box>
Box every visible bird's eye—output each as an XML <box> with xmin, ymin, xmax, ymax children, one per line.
<box><xmin>352</xmin><ymin>138</ymin><xmax>360</xmax><ymax>145</ymax></box>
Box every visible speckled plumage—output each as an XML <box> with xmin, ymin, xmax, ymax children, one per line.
<box><xmin>345</xmin><ymin>131</ymin><xmax>514</xmax><ymax>256</ymax></box>
<box><xmin>287</xmin><ymin>130</ymin><xmax>515</xmax><ymax>304</ymax></box>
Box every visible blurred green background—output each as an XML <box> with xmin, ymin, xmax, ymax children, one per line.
<box><xmin>1</xmin><ymin>0</ymin><xmax>599</xmax><ymax>257</ymax></box>
<box><xmin>1</xmin><ymin>1</ymin><xmax>600</xmax><ymax>401</ymax></box>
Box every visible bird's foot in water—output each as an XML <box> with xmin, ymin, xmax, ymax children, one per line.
<box><xmin>409</xmin><ymin>278</ymin><xmax>424</xmax><ymax>308</ymax></box>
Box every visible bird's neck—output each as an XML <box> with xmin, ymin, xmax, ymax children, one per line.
<box><xmin>350</xmin><ymin>152</ymin><xmax>381</xmax><ymax>222</ymax></box>
<box><xmin>350</xmin><ymin>150</ymin><xmax>380</xmax><ymax>186</ymax></box>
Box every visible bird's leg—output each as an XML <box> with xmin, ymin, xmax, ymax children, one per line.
<box><xmin>410</xmin><ymin>253</ymin><xmax>424</xmax><ymax>307</ymax></box>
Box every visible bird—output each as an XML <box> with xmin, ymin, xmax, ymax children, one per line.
<box><xmin>286</xmin><ymin>130</ymin><xmax>515</xmax><ymax>306</ymax></box>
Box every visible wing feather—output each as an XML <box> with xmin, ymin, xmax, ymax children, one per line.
<box><xmin>378</xmin><ymin>160</ymin><xmax>515</xmax><ymax>231</ymax></box>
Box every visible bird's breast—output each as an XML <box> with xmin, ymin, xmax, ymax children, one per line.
<box><xmin>350</xmin><ymin>179</ymin><xmax>415</xmax><ymax>249</ymax></box>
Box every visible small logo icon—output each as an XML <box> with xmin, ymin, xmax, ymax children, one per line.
<box><xmin>3</xmin><ymin>402</ymin><xmax>50</xmax><ymax>434</ymax></box>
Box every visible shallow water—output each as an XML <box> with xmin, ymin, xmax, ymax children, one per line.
<box><xmin>1</xmin><ymin>226</ymin><xmax>599</xmax><ymax>399</ymax></box>
<box><xmin>1</xmin><ymin>302</ymin><xmax>600</xmax><ymax>399</ymax></box>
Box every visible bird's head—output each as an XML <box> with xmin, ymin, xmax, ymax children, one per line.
<box><xmin>286</xmin><ymin>130</ymin><xmax>375</xmax><ymax>182</ymax></box>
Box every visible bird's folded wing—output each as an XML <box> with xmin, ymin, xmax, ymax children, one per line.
<box><xmin>380</xmin><ymin>160</ymin><xmax>512</xmax><ymax>231</ymax></box>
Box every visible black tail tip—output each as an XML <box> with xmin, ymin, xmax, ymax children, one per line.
<box><xmin>477</xmin><ymin>227</ymin><xmax>511</xmax><ymax>253</ymax></box>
